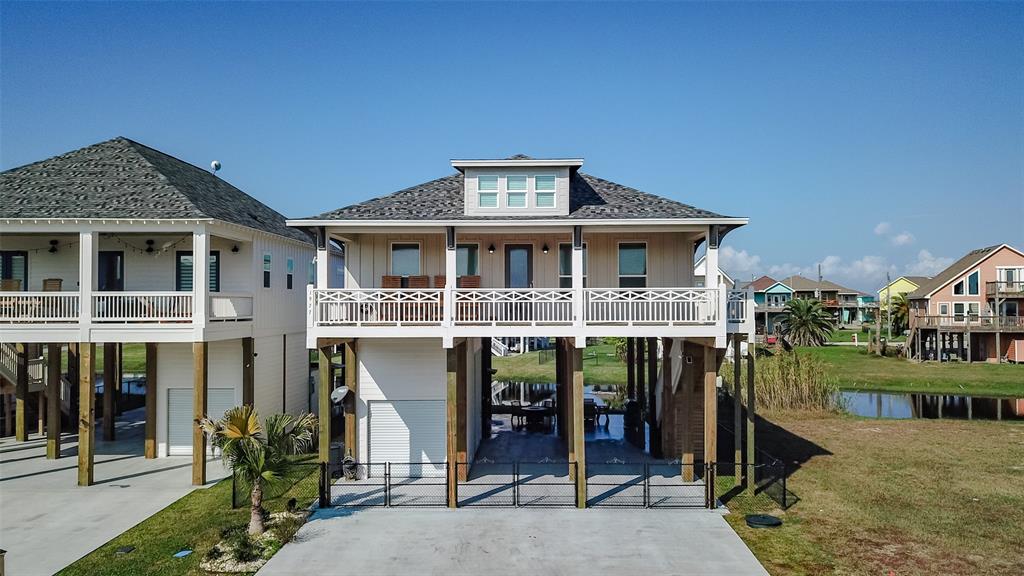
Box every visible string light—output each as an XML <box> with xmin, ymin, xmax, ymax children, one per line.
<box><xmin>16</xmin><ymin>235</ymin><xmax>191</xmax><ymax>256</ymax></box>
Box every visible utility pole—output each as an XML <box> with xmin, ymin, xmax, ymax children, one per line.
<box><xmin>886</xmin><ymin>271</ymin><xmax>892</xmax><ymax>341</ymax></box>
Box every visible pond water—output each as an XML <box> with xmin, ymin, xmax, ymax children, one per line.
<box><xmin>840</xmin><ymin>390</ymin><xmax>1024</xmax><ymax>421</ymax></box>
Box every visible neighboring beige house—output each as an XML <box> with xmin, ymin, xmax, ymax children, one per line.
<box><xmin>907</xmin><ymin>244</ymin><xmax>1024</xmax><ymax>363</ymax></box>
<box><xmin>0</xmin><ymin>138</ymin><xmax>314</xmax><ymax>486</ymax></box>
<box><xmin>778</xmin><ymin>275</ymin><xmax>873</xmax><ymax>325</ymax></box>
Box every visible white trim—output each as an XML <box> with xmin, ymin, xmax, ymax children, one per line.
<box><xmin>451</xmin><ymin>158</ymin><xmax>584</xmax><ymax>169</ymax></box>
<box><xmin>286</xmin><ymin>217</ymin><xmax>750</xmax><ymax>228</ymax></box>
<box><xmin>966</xmin><ymin>268</ymin><xmax>981</xmax><ymax>296</ymax></box>
<box><xmin>558</xmin><ymin>242</ymin><xmax>587</xmax><ymax>288</ymax></box>
<box><xmin>388</xmin><ymin>241</ymin><xmax>422</xmax><ymax>277</ymax></box>
<box><xmin>917</xmin><ymin>244</ymin><xmax>1024</xmax><ymax>299</ymax></box>
<box><xmin>616</xmin><ymin>241</ymin><xmax>648</xmax><ymax>288</ymax></box>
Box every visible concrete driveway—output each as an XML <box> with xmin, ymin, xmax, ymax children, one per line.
<box><xmin>0</xmin><ymin>409</ymin><xmax>225</xmax><ymax>576</ymax></box>
<box><xmin>259</xmin><ymin>507</ymin><xmax>769</xmax><ymax>576</ymax></box>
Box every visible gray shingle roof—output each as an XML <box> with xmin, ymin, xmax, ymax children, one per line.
<box><xmin>304</xmin><ymin>170</ymin><xmax>730</xmax><ymax>221</ymax></box>
<box><xmin>1</xmin><ymin>137</ymin><xmax>311</xmax><ymax>244</ymax></box>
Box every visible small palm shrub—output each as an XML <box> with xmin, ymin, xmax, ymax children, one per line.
<box><xmin>779</xmin><ymin>299</ymin><xmax>835</xmax><ymax>346</ymax></box>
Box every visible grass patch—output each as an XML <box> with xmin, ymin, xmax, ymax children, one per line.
<box><xmin>491</xmin><ymin>342</ymin><xmax>627</xmax><ymax>386</ymax></box>
<box><xmin>57</xmin><ymin>464</ymin><xmax>318</xmax><ymax>576</ymax></box>
<box><xmin>730</xmin><ymin>413</ymin><xmax>1024</xmax><ymax>575</ymax></box>
<box><xmin>829</xmin><ymin>328</ymin><xmax>905</xmax><ymax>343</ymax></box>
<box><xmin>60</xmin><ymin>343</ymin><xmax>147</xmax><ymax>374</ymax></box>
<box><xmin>803</xmin><ymin>345</ymin><xmax>1024</xmax><ymax>397</ymax></box>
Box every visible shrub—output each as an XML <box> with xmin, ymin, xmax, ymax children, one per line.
<box><xmin>227</xmin><ymin>531</ymin><xmax>262</xmax><ymax>563</ymax></box>
<box><xmin>722</xmin><ymin>350</ymin><xmax>840</xmax><ymax>412</ymax></box>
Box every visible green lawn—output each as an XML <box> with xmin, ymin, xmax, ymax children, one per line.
<box><xmin>730</xmin><ymin>413</ymin><xmax>1024</xmax><ymax>575</ymax></box>
<box><xmin>491</xmin><ymin>342</ymin><xmax>627</xmax><ymax>386</ymax></box>
<box><xmin>803</xmin><ymin>345</ymin><xmax>1024</xmax><ymax>397</ymax></box>
<box><xmin>829</xmin><ymin>328</ymin><xmax>905</xmax><ymax>343</ymax></box>
<box><xmin>58</xmin><ymin>463</ymin><xmax>319</xmax><ymax>576</ymax></box>
<box><xmin>60</xmin><ymin>343</ymin><xmax>148</xmax><ymax>374</ymax></box>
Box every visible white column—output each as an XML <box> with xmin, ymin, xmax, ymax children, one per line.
<box><xmin>78</xmin><ymin>230</ymin><xmax>96</xmax><ymax>339</ymax></box>
<box><xmin>316</xmin><ymin>227</ymin><xmax>330</xmax><ymax>289</ymax></box>
<box><xmin>705</xmin><ymin>227</ymin><xmax>719</xmax><ymax>290</ymax></box>
<box><xmin>343</xmin><ymin>238</ymin><xmax>360</xmax><ymax>289</ymax></box>
<box><xmin>572</xmin><ymin>226</ymin><xmax>584</xmax><ymax>330</ymax></box>
<box><xmin>444</xmin><ymin>227</ymin><xmax>457</xmax><ymax>328</ymax></box>
<box><xmin>193</xmin><ymin>227</ymin><xmax>209</xmax><ymax>332</ymax></box>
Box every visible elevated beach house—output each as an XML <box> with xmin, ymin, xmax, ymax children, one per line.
<box><xmin>0</xmin><ymin>138</ymin><xmax>314</xmax><ymax>486</ymax></box>
<box><xmin>289</xmin><ymin>155</ymin><xmax>756</xmax><ymax>507</ymax></box>
<box><xmin>906</xmin><ymin>244</ymin><xmax>1024</xmax><ymax>363</ymax></box>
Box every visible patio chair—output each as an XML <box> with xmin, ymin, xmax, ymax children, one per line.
<box><xmin>456</xmin><ymin>275</ymin><xmax>483</xmax><ymax>322</ymax></box>
<box><xmin>0</xmin><ymin>279</ymin><xmax>23</xmax><ymax>319</ymax></box>
<box><xmin>42</xmin><ymin>278</ymin><xmax>63</xmax><ymax>291</ymax></box>
<box><xmin>0</xmin><ymin>279</ymin><xmax>22</xmax><ymax>291</ymax></box>
<box><xmin>381</xmin><ymin>275</ymin><xmax>402</xmax><ymax>288</ymax></box>
<box><xmin>583</xmin><ymin>398</ymin><xmax>598</xmax><ymax>429</ymax></box>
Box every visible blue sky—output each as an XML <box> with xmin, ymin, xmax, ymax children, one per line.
<box><xmin>2</xmin><ymin>2</ymin><xmax>1022</xmax><ymax>292</ymax></box>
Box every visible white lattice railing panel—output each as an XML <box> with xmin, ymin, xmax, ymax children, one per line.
<box><xmin>93</xmin><ymin>292</ymin><xmax>193</xmax><ymax>323</ymax></box>
<box><xmin>209</xmin><ymin>293</ymin><xmax>254</xmax><ymax>321</ymax></box>
<box><xmin>727</xmin><ymin>289</ymin><xmax>748</xmax><ymax>323</ymax></box>
<box><xmin>0</xmin><ymin>292</ymin><xmax>81</xmax><ymax>323</ymax></box>
<box><xmin>314</xmin><ymin>289</ymin><xmax>443</xmax><ymax>326</ymax></box>
<box><xmin>585</xmin><ymin>288</ymin><xmax>719</xmax><ymax>326</ymax></box>
<box><xmin>453</xmin><ymin>289</ymin><xmax>574</xmax><ymax>326</ymax></box>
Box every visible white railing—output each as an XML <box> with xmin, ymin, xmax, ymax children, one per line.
<box><xmin>585</xmin><ymin>287</ymin><xmax>719</xmax><ymax>326</ymax></box>
<box><xmin>209</xmin><ymin>293</ymin><xmax>254</xmax><ymax>321</ymax></box>
<box><xmin>453</xmin><ymin>289</ymin><xmax>574</xmax><ymax>326</ymax></box>
<box><xmin>0</xmin><ymin>292</ymin><xmax>80</xmax><ymax>323</ymax></box>
<box><xmin>313</xmin><ymin>289</ymin><xmax>443</xmax><ymax>326</ymax></box>
<box><xmin>92</xmin><ymin>292</ymin><xmax>193</xmax><ymax>323</ymax></box>
<box><xmin>727</xmin><ymin>289</ymin><xmax>749</xmax><ymax>323</ymax></box>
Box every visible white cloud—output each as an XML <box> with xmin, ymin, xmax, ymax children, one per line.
<box><xmin>891</xmin><ymin>231</ymin><xmax>915</xmax><ymax>246</ymax></box>
<box><xmin>874</xmin><ymin>222</ymin><xmax>892</xmax><ymax>235</ymax></box>
<box><xmin>905</xmin><ymin>249</ymin><xmax>954</xmax><ymax>276</ymax></box>
<box><xmin>718</xmin><ymin>246</ymin><xmax>762</xmax><ymax>275</ymax></box>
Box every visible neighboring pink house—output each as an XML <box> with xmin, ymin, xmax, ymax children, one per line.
<box><xmin>907</xmin><ymin>244</ymin><xmax>1024</xmax><ymax>363</ymax></box>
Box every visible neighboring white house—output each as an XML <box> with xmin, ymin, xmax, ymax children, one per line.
<box><xmin>289</xmin><ymin>155</ymin><xmax>755</xmax><ymax>507</ymax></box>
<box><xmin>0</xmin><ymin>137</ymin><xmax>314</xmax><ymax>486</ymax></box>
<box><xmin>693</xmin><ymin>254</ymin><xmax>735</xmax><ymax>289</ymax></box>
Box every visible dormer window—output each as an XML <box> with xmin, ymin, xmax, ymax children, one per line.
<box><xmin>536</xmin><ymin>175</ymin><xmax>556</xmax><ymax>208</ymax></box>
<box><xmin>478</xmin><ymin>175</ymin><xmax>498</xmax><ymax>208</ymax></box>
<box><xmin>506</xmin><ymin>175</ymin><xmax>528</xmax><ymax>208</ymax></box>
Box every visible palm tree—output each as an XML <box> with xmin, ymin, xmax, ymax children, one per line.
<box><xmin>201</xmin><ymin>405</ymin><xmax>316</xmax><ymax>535</ymax></box>
<box><xmin>779</xmin><ymin>298</ymin><xmax>835</xmax><ymax>346</ymax></box>
<box><xmin>889</xmin><ymin>293</ymin><xmax>910</xmax><ymax>333</ymax></box>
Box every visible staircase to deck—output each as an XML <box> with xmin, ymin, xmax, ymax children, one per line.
<box><xmin>0</xmin><ymin>342</ymin><xmax>72</xmax><ymax>415</ymax></box>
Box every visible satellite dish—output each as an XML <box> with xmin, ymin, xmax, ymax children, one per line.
<box><xmin>210</xmin><ymin>160</ymin><xmax>221</xmax><ymax>172</ymax></box>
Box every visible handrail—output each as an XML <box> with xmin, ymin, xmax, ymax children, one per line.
<box><xmin>0</xmin><ymin>292</ymin><xmax>80</xmax><ymax>323</ymax></box>
<box><xmin>93</xmin><ymin>292</ymin><xmax>193</xmax><ymax>323</ymax></box>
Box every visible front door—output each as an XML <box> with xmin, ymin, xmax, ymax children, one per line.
<box><xmin>504</xmin><ymin>245</ymin><xmax>533</xmax><ymax>288</ymax></box>
<box><xmin>98</xmin><ymin>251</ymin><xmax>125</xmax><ymax>291</ymax></box>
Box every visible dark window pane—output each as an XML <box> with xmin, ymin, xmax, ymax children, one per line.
<box><xmin>618</xmin><ymin>243</ymin><xmax>646</xmax><ymax>276</ymax></box>
<box><xmin>457</xmin><ymin>244</ymin><xmax>478</xmax><ymax>276</ymax></box>
<box><xmin>619</xmin><ymin>276</ymin><xmax>647</xmax><ymax>288</ymax></box>
<box><xmin>391</xmin><ymin>243</ymin><xmax>420</xmax><ymax>276</ymax></box>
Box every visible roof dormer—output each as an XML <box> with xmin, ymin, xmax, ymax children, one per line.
<box><xmin>452</xmin><ymin>156</ymin><xmax>583</xmax><ymax>217</ymax></box>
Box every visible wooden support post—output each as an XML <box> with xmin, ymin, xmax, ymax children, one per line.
<box><xmin>646</xmin><ymin>337</ymin><xmax>660</xmax><ymax>458</ymax></box>
<box><xmin>635</xmin><ymin>337</ymin><xmax>646</xmax><ymax>447</ymax></box>
<box><xmin>745</xmin><ymin>345</ymin><xmax>756</xmax><ymax>494</ymax></box>
<box><xmin>78</xmin><ymin>343</ymin><xmax>96</xmax><ymax>486</ymax></box>
<box><xmin>317</xmin><ymin>344</ymin><xmax>332</xmax><ymax>464</ymax></box>
<box><xmin>67</xmin><ymin>343</ymin><xmax>79</xmax><ymax>426</ymax></box>
<box><xmin>456</xmin><ymin>342</ymin><xmax>468</xmax><ymax>481</ymax></box>
<box><xmin>343</xmin><ymin>341</ymin><xmax>358</xmax><ymax>459</ymax></box>
<box><xmin>38</xmin><ymin>390</ymin><xmax>45</xmax><ymax>436</ymax></box>
<box><xmin>115</xmin><ymin>343</ymin><xmax>123</xmax><ymax>416</ymax></box>
<box><xmin>192</xmin><ymin>341</ymin><xmax>208</xmax><ymax>486</ymax></box>
<box><xmin>144</xmin><ymin>343</ymin><xmax>158</xmax><ymax>459</ymax></box>
<box><xmin>102</xmin><ymin>343</ymin><xmax>116</xmax><ymax>441</ymax></box>
<box><xmin>660</xmin><ymin>338</ymin><xmax>675</xmax><ymax>469</ymax></box>
<box><xmin>46</xmin><ymin>343</ymin><xmax>61</xmax><ymax>459</ymax></box>
<box><xmin>571</xmin><ymin>346</ymin><xmax>586</xmax><ymax>509</ymax></box>
<box><xmin>15</xmin><ymin>344</ymin><xmax>28</xmax><ymax>441</ymax></box>
<box><xmin>242</xmin><ymin>337</ymin><xmax>254</xmax><ymax>407</ymax></box>
<box><xmin>680</xmin><ymin>341</ymin><xmax>695</xmax><ymax>482</ymax></box>
<box><xmin>564</xmin><ymin>340</ymin><xmax>576</xmax><ymax>474</ymax></box>
<box><xmin>446</xmin><ymin>346</ymin><xmax>458</xmax><ymax>508</ymax></box>
<box><xmin>555</xmin><ymin>337</ymin><xmax>566</xmax><ymax>438</ymax></box>
<box><xmin>704</xmin><ymin>345</ymin><xmax>718</xmax><ymax>508</ymax></box>
<box><xmin>733</xmin><ymin>334</ymin><xmax>742</xmax><ymax>484</ymax></box>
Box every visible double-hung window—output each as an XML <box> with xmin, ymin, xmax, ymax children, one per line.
<box><xmin>558</xmin><ymin>243</ymin><xmax>587</xmax><ymax>288</ymax></box>
<box><xmin>456</xmin><ymin>244</ymin><xmax>479</xmax><ymax>277</ymax></box>
<box><xmin>618</xmin><ymin>243</ymin><xmax>647</xmax><ymax>288</ymax></box>
<box><xmin>176</xmin><ymin>251</ymin><xmax>220</xmax><ymax>292</ymax></box>
<box><xmin>478</xmin><ymin>175</ymin><xmax>498</xmax><ymax>208</ymax></box>
<box><xmin>535</xmin><ymin>175</ymin><xmax>556</xmax><ymax>208</ymax></box>
<box><xmin>286</xmin><ymin>258</ymin><xmax>295</xmax><ymax>290</ymax></box>
<box><xmin>263</xmin><ymin>253</ymin><xmax>272</xmax><ymax>288</ymax></box>
<box><xmin>506</xmin><ymin>175</ymin><xmax>528</xmax><ymax>208</ymax></box>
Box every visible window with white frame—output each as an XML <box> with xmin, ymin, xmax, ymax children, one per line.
<box><xmin>308</xmin><ymin>259</ymin><xmax>316</xmax><ymax>285</ymax></box>
<box><xmin>953</xmin><ymin>279</ymin><xmax>965</xmax><ymax>295</ymax></box>
<box><xmin>390</xmin><ymin>243</ymin><xmax>421</xmax><ymax>276</ymax></box>
<box><xmin>478</xmin><ymin>175</ymin><xmax>498</xmax><ymax>208</ymax></box>
<box><xmin>457</xmin><ymin>244</ymin><xmax>479</xmax><ymax>277</ymax></box>
<box><xmin>939</xmin><ymin>303</ymin><xmax>949</xmax><ymax>316</ymax></box>
<box><xmin>618</xmin><ymin>243</ymin><xmax>647</xmax><ymax>288</ymax></box>
<box><xmin>506</xmin><ymin>175</ymin><xmax>527</xmax><ymax>208</ymax></box>
<box><xmin>263</xmin><ymin>253</ymin><xmax>272</xmax><ymax>288</ymax></box>
<box><xmin>535</xmin><ymin>175</ymin><xmax>556</xmax><ymax>208</ymax></box>
<box><xmin>286</xmin><ymin>258</ymin><xmax>294</xmax><ymax>290</ymax></box>
<box><xmin>967</xmin><ymin>270</ymin><xmax>980</xmax><ymax>295</ymax></box>
<box><xmin>558</xmin><ymin>243</ymin><xmax>587</xmax><ymax>288</ymax></box>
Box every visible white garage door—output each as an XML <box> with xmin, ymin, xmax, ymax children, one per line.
<box><xmin>168</xmin><ymin>388</ymin><xmax>236</xmax><ymax>456</ymax></box>
<box><xmin>368</xmin><ymin>400</ymin><xmax>446</xmax><ymax>465</ymax></box>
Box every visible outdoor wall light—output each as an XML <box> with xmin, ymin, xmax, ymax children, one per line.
<box><xmin>145</xmin><ymin>239</ymin><xmax>155</xmax><ymax>253</ymax></box>
<box><xmin>542</xmin><ymin>243</ymin><xmax>549</xmax><ymax>254</ymax></box>
<box><xmin>231</xmin><ymin>244</ymin><xmax>240</xmax><ymax>253</ymax></box>
<box><xmin>488</xmin><ymin>244</ymin><xmax>496</xmax><ymax>254</ymax></box>
<box><xmin>48</xmin><ymin>240</ymin><xmax>59</xmax><ymax>253</ymax></box>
